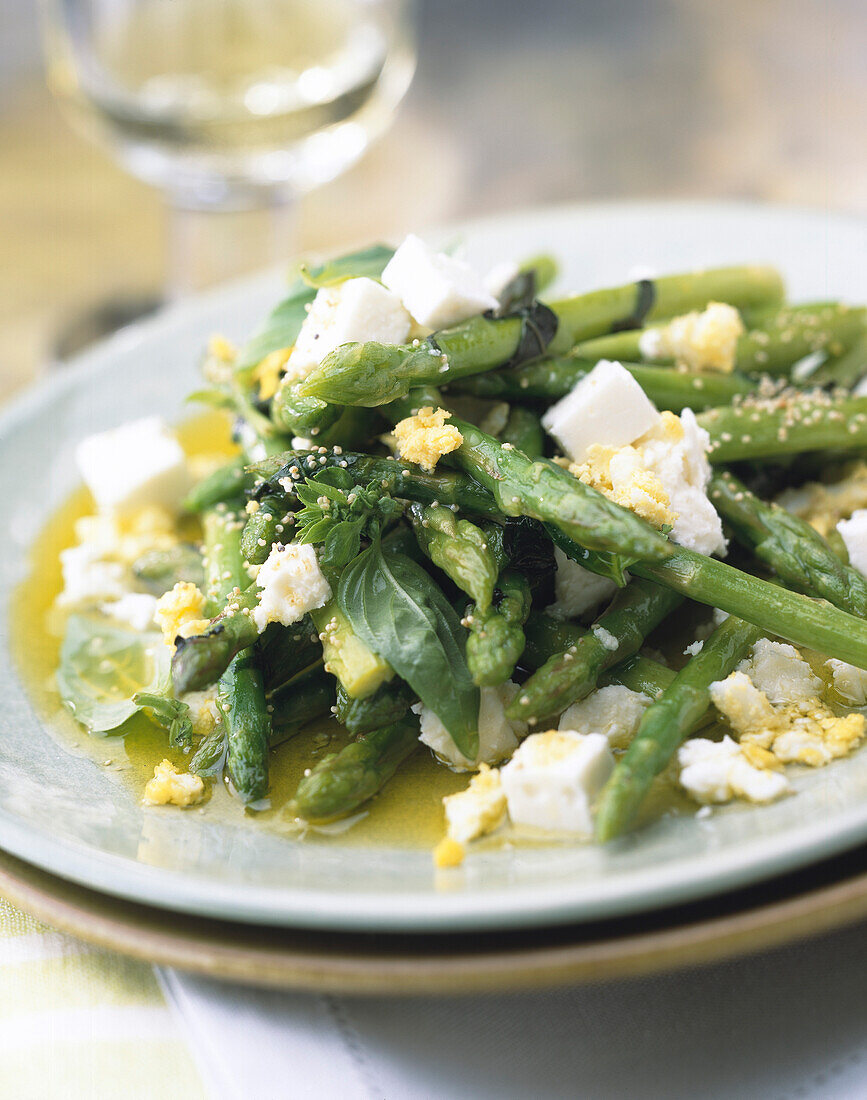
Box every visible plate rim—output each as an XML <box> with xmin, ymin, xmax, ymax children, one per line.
<box><xmin>4</xmin><ymin>197</ymin><xmax>867</xmax><ymax>933</ymax></box>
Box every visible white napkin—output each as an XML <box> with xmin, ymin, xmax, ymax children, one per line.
<box><xmin>158</xmin><ymin>918</ymin><xmax>867</xmax><ymax>1100</ymax></box>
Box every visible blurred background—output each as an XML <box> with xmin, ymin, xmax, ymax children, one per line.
<box><xmin>1</xmin><ymin>0</ymin><xmax>865</xmax><ymax>396</ymax></box>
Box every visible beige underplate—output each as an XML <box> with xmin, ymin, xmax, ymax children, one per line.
<box><xmin>2</xmin><ymin>845</ymin><xmax>867</xmax><ymax>995</ymax></box>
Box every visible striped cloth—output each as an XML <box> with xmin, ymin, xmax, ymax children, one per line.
<box><xmin>0</xmin><ymin>899</ymin><xmax>204</xmax><ymax>1099</ymax></box>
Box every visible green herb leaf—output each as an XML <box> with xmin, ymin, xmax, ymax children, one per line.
<box><xmin>295</xmin><ymin>473</ymin><xmax>402</xmax><ymax>569</ymax></box>
<box><xmin>338</xmin><ymin>542</ymin><xmax>480</xmax><ymax>759</ymax></box>
<box><xmin>132</xmin><ymin>692</ymin><xmax>193</xmax><ymax>750</ymax></box>
<box><xmin>235</xmin><ymin>245</ymin><xmax>394</xmax><ymax>377</ymax></box>
<box><xmin>57</xmin><ymin>614</ymin><xmax>171</xmax><ymax>734</ymax></box>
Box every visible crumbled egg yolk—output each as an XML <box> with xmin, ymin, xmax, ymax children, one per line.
<box><xmin>252</xmin><ymin>346</ymin><xmax>293</xmax><ymax>400</ymax></box>
<box><xmin>394</xmin><ymin>407</ymin><xmax>463</xmax><ymax>472</ymax></box>
<box><xmin>566</xmin><ymin>414</ymin><xmax>686</xmax><ymax>531</ymax></box>
<box><xmin>435</xmin><ymin>764</ymin><xmax>507</xmax><ymax>865</ymax></box>
<box><xmin>154</xmin><ymin>582</ymin><xmax>210</xmax><ymax>649</ymax></box>
<box><xmin>181</xmin><ymin>690</ymin><xmax>221</xmax><ymax>737</ymax></box>
<box><xmin>207</xmin><ymin>334</ymin><xmax>236</xmax><ymax>362</ymax></box>
<box><xmin>776</xmin><ymin>461</ymin><xmax>867</xmax><ymax>538</ymax></box>
<box><xmin>643</xmin><ymin>301</ymin><xmax>744</xmax><ymax>373</ymax></box>
<box><xmin>143</xmin><ymin>760</ymin><xmax>205</xmax><ymax>807</ymax></box>
<box><xmin>711</xmin><ymin>669</ymin><xmax>866</xmax><ymax>767</ymax></box>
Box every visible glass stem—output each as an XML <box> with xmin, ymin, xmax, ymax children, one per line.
<box><xmin>166</xmin><ymin>191</ymin><xmax>297</xmax><ymax>300</ymax></box>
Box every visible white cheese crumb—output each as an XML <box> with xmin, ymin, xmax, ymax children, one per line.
<box><xmin>252</xmin><ymin>543</ymin><xmax>331</xmax><ymax>632</ymax></box>
<box><xmin>100</xmin><ymin>592</ymin><xmax>160</xmax><ymax>633</ymax></box>
<box><xmin>75</xmin><ymin>416</ymin><xmax>191</xmax><ymax>516</ymax></box>
<box><xmin>541</xmin><ymin>360</ymin><xmax>660</xmax><ymax>464</ymax></box>
<box><xmin>500</xmin><ymin>730</ymin><xmax>614</xmax><ymax>835</ymax></box>
<box><xmin>684</xmin><ymin>639</ymin><xmax>704</xmax><ymax>656</ymax></box>
<box><xmin>738</xmin><ymin>638</ymin><xmax>821</xmax><ymax>706</ymax></box>
<box><xmin>558</xmin><ymin>685</ymin><xmax>651</xmax><ymax>749</ymax></box>
<box><xmin>592</xmin><ymin>625</ymin><xmax>619</xmax><ymax>652</ymax></box>
<box><xmin>678</xmin><ymin>736</ymin><xmax>790</xmax><ymax>804</ymax></box>
<box><xmin>826</xmin><ymin>658</ymin><xmax>867</xmax><ymax>706</ymax></box>
<box><xmin>58</xmin><ymin>544</ymin><xmax>128</xmax><ymax>607</ymax></box>
<box><xmin>414</xmin><ymin>682</ymin><xmax>527</xmax><ymax>770</ymax></box>
<box><xmin>382</xmin><ymin>234</ymin><xmax>498</xmax><ymax>329</ymax></box>
<box><xmin>546</xmin><ymin>547</ymin><xmax>617</xmax><ymax>620</ymax></box>
<box><xmin>837</xmin><ymin>510</ymin><xmax>867</xmax><ymax>576</ymax></box>
<box><xmin>285</xmin><ymin>277</ymin><xmax>411</xmax><ymax>381</ymax></box>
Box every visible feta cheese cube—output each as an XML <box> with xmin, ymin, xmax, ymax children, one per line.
<box><xmin>739</xmin><ymin>638</ymin><xmax>821</xmax><ymax>706</ymax></box>
<box><xmin>253</xmin><ymin>543</ymin><xmax>331</xmax><ymax>632</ymax></box>
<box><xmin>826</xmin><ymin>658</ymin><xmax>867</xmax><ymax>705</ymax></box>
<box><xmin>415</xmin><ymin>682</ymin><xmax>527</xmax><ymax>770</ymax></box>
<box><xmin>558</xmin><ymin>685</ymin><xmax>651</xmax><ymax>749</ymax></box>
<box><xmin>75</xmin><ymin>417</ymin><xmax>191</xmax><ymax>517</ymax></box>
<box><xmin>500</xmin><ymin>730</ymin><xmax>614</xmax><ymax>835</ymax></box>
<box><xmin>678</xmin><ymin>736</ymin><xmax>790</xmax><ymax>804</ymax></box>
<box><xmin>57</xmin><ymin>544</ymin><xmax>128</xmax><ymax>606</ymax></box>
<box><xmin>541</xmin><ymin>360</ymin><xmax>660</xmax><ymax>463</ymax></box>
<box><xmin>286</xmin><ymin>277</ymin><xmax>411</xmax><ymax>381</ymax></box>
<box><xmin>838</xmin><ymin>510</ymin><xmax>867</xmax><ymax>576</ymax></box>
<box><xmin>443</xmin><ymin>765</ymin><xmax>507</xmax><ymax>844</ymax></box>
<box><xmin>100</xmin><ymin>592</ymin><xmax>159</xmax><ymax>633</ymax></box>
<box><xmin>381</xmin><ymin>234</ymin><xmax>498</xmax><ymax>330</ymax></box>
<box><xmin>546</xmin><ymin>547</ymin><xmax>617</xmax><ymax>620</ymax></box>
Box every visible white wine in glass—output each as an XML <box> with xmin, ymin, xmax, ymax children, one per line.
<box><xmin>41</xmin><ymin>0</ymin><xmax>416</xmax><ymax>301</ymax></box>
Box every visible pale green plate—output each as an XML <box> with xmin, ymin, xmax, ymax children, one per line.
<box><xmin>2</xmin><ymin>201</ymin><xmax>866</xmax><ymax>932</ymax></box>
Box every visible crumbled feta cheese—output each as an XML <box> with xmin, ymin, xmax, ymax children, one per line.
<box><xmin>678</xmin><ymin>736</ymin><xmax>789</xmax><ymax>804</ymax></box>
<box><xmin>415</xmin><ymin>682</ymin><xmax>527</xmax><ymax>770</ymax></box>
<box><xmin>739</xmin><ymin>638</ymin><xmax>821</xmax><ymax>706</ymax></box>
<box><xmin>640</xmin><ymin>302</ymin><xmax>744</xmax><ymax>373</ymax></box>
<box><xmin>541</xmin><ymin>360</ymin><xmax>660</xmax><ymax>463</ymax></box>
<box><xmin>592</xmin><ymin>625</ymin><xmax>619</xmax><ymax>652</ymax></box>
<box><xmin>143</xmin><ymin>759</ymin><xmax>205</xmax><ymax>807</ymax></box>
<box><xmin>442</xmin><ymin>764</ymin><xmax>507</xmax><ymax>844</ymax></box>
<box><xmin>235</xmin><ymin>419</ymin><xmax>267</xmax><ymax>463</ymax></box>
<box><xmin>838</xmin><ymin>510</ymin><xmax>867</xmax><ymax>576</ymax></box>
<box><xmin>382</xmin><ymin>234</ymin><xmax>498</xmax><ymax>329</ymax></box>
<box><xmin>286</xmin><ymin>277</ymin><xmax>411</xmax><ymax>381</ymax></box>
<box><xmin>100</xmin><ymin>592</ymin><xmax>160</xmax><ymax>633</ymax></box>
<box><xmin>154</xmin><ymin>582</ymin><xmax>209</xmax><ymax>648</ymax></box>
<box><xmin>826</xmin><ymin>658</ymin><xmax>867</xmax><ymax>706</ymax></box>
<box><xmin>75</xmin><ymin>417</ymin><xmax>191</xmax><ymax>516</ymax></box>
<box><xmin>710</xmin><ymin>671</ymin><xmax>779</xmax><ymax>734</ymax></box>
<box><xmin>637</xmin><ymin>409</ymin><xmax>727</xmax><ymax>556</ymax></box>
<box><xmin>500</xmin><ymin>730</ymin><xmax>614</xmax><ymax>835</ymax></box>
<box><xmin>546</xmin><ymin>547</ymin><xmax>617</xmax><ymax>620</ymax></box>
<box><xmin>73</xmin><ymin>507</ymin><xmax>177</xmax><ymax>566</ymax></box>
<box><xmin>854</xmin><ymin>374</ymin><xmax>867</xmax><ymax>398</ymax></box>
<box><xmin>558</xmin><ymin>685</ymin><xmax>651</xmax><ymax>749</ymax></box>
<box><xmin>393</xmin><ymin>406</ymin><xmax>463</xmax><ymax>472</ymax></box>
<box><xmin>252</xmin><ymin>543</ymin><xmax>331</xmax><ymax>632</ymax></box>
<box><xmin>684</xmin><ymin>639</ymin><xmax>704</xmax><ymax>656</ymax></box>
<box><xmin>57</xmin><ymin>544</ymin><xmax>128</xmax><ymax>607</ymax></box>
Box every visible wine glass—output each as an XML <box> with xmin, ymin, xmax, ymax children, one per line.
<box><xmin>39</xmin><ymin>0</ymin><xmax>416</xmax><ymax>314</ymax></box>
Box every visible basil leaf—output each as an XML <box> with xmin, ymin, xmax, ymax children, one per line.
<box><xmin>57</xmin><ymin>614</ymin><xmax>171</xmax><ymax>735</ymax></box>
<box><xmin>338</xmin><ymin>543</ymin><xmax>480</xmax><ymax>759</ymax></box>
<box><xmin>235</xmin><ymin>245</ymin><xmax>394</xmax><ymax>377</ymax></box>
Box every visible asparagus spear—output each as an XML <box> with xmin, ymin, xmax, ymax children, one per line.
<box><xmin>595</xmin><ymin>616</ymin><xmax>762</xmax><ymax>842</ymax></box>
<box><xmin>335</xmin><ymin>679</ymin><xmax>413</xmax><ymax>734</ymax></box>
<box><xmin>709</xmin><ymin>470</ymin><xmax>867</xmax><ymax>616</ymax></box>
<box><xmin>183</xmin><ymin>458</ymin><xmax>250</xmax><ymax>513</ymax></box>
<box><xmin>499</xmin><ymin>406</ymin><xmax>545</xmax><ymax>457</ymax></box>
<box><xmin>700</xmin><ymin>394</ymin><xmax>867</xmax><ymax>463</ymax></box>
<box><xmin>268</xmin><ymin>664</ymin><xmax>335</xmax><ymax>745</ymax></box>
<box><xmin>251</xmin><ymin>449</ymin><xmax>504</xmax><ymax>521</ymax></box>
<box><xmin>451</xmin><ymin>355</ymin><xmax>758</xmax><ymax>412</ymax></box>
<box><xmin>506</xmin><ymin>578</ymin><xmax>683</xmax><ymax>722</ymax></box>
<box><xmin>202</xmin><ymin>506</ymin><xmax>272</xmax><ymax>803</ymax></box>
<box><xmin>465</xmin><ymin>571</ymin><xmax>532</xmax><ymax>687</ymax></box>
<box><xmin>734</xmin><ymin>304</ymin><xmax>866</xmax><ymax>376</ymax></box>
<box><xmin>133</xmin><ymin>544</ymin><xmax>205</xmax><ymax>593</ymax></box>
<box><xmin>291</xmin><ymin>715</ymin><xmax>419</xmax><ymax>822</ymax></box>
<box><xmin>809</xmin><ymin>330</ymin><xmax>867</xmax><ymax>389</ymax></box>
<box><xmin>299</xmin><ymin>266</ymin><xmax>784</xmax><ymax>406</ymax></box>
<box><xmin>408</xmin><ymin>502</ymin><xmax>499</xmax><ymax>610</ymax></box>
<box><xmin>240</xmin><ymin>493</ymin><xmax>295</xmax><ymax>566</ymax></box>
<box><xmin>189</xmin><ymin>725</ymin><xmax>227</xmax><ymax>776</ymax></box>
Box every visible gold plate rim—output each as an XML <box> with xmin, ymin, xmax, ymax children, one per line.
<box><xmin>2</xmin><ymin>844</ymin><xmax>867</xmax><ymax>994</ymax></box>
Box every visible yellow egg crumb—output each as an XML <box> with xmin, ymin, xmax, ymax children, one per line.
<box><xmin>571</xmin><ymin>444</ymin><xmax>677</xmax><ymax>529</ymax></box>
<box><xmin>394</xmin><ymin>407</ymin><xmax>463</xmax><ymax>472</ymax></box>
<box><xmin>154</xmin><ymin>582</ymin><xmax>209</xmax><ymax>649</ymax></box>
<box><xmin>776</xmin><ymin>461</ymin><xmax>867</xmax><ymax>538</ymax></box>
<box><xmin>433</xmin><ymin>837</ymin><xmax>466</xmax><ymax>868</ymax></box>
<box><xmin>143</xmin><ymin>760</ymin><xmax>205</xmax><ymax>807</ymax></box>
<box><xmin>207</xmin><ymin>334</ymin><xmax>237</xmax><ymax>362</ymax></box>
<box><xmin>442</xmin><ymin>763</ymin><xmax>507</xmax><ymax>845</ymax></box>
<box><xmin>647</xmin><ymin>301</ymin><xmax>744</xmax><ymax>373</ymax></box>
<box><xmin>253</xmin><ymin>346</ymin><xmax>293</xmax><ymax>400</ymax></box>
